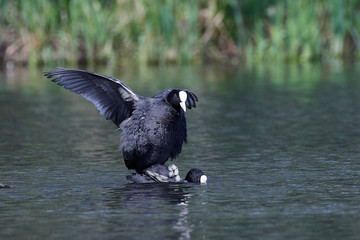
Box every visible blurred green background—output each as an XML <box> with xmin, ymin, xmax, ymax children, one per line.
<box><xmin>1</xmin><ymin>0</ymin><xmax>360</xmax><ymax>66</ymax></box>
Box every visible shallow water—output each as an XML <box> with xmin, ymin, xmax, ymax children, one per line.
<box><xmin>1</xmin><ymin>62</ymin><xmax>360</xmax><ymax>239</ymax></box>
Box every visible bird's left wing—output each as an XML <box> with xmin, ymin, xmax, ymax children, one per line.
<box><xmin>45</xmin><ymin>68</ymin><xmax>138</xmax><ymax>127</ymax></box>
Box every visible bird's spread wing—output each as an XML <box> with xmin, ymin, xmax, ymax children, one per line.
<box><xmin>153</xmin><ymin>88</ymin><xmax>198</xmax><ymax>109</ymax></box>
<box><xmin>45</xmin><ymin>68</ymin><xmax>138</xmax><ymax>127</ymax></box>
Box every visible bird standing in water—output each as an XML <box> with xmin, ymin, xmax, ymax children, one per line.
<box><xmin>45</xmin><ymin>68</ymin><xmax>198</xmax><ymax>175</ymax></box>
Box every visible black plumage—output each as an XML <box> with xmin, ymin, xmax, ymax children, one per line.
<box><xmin>126</xmin><ymin>164</ymin><xmax>207</xmax><ymax>184</ymax></box>
<box><xmin>44</xmin><ymin>68</ymin><xmax>198</xmax><ymax>174</ymax></box>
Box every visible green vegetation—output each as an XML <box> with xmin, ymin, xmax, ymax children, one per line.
<box><xmin>1</xmin><ymin>0</ymin><xmax>360</xmax><ymax>65</ymax></box>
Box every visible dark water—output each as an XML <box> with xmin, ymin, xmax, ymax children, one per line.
<box><xmin>1</xmin><ymin>62</ymin><xmax>360</xmax><ymax>239</ymax></box>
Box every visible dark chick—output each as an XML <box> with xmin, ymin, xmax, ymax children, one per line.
<box><xmin>45</xmin><ymin>68</ymin><xmax>198</xmax><ymax>174</ymax></box>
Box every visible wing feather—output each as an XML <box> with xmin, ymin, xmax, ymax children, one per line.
<box><xmin>45</xmin><ymin>68</ymin><xmax>138</xmax><ymax>127</ymax></box>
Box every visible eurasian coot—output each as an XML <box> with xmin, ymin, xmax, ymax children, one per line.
<box><xmin>45</xmin><ymin>68</ymin><xmax>198</xmax><ymax>174</ymax></box>
<box><xmin>126</xmin><ymin>164</ymin><xmax>207</xmax><ymax>184</ymax></box>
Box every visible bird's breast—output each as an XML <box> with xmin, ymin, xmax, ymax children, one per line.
<box><xmin>120</xmin><ymin>100</ymin><xmax>186</xmax><ymax>147</ymax></box>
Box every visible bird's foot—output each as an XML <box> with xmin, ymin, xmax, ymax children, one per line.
<box><xmin>168</xmin><ymin>164</ymin><xmax>181</xmax><ymax>182</ymax></box>
<box><xmin>143</xmin><ymin>164</ymin><xmax>181</xmax><ymax>183</ymax></box>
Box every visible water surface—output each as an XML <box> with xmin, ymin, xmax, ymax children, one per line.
<box><xmin>1</xmin><ymin>63</ymin><xmax>360</xmax><ymax>239</ymax></box>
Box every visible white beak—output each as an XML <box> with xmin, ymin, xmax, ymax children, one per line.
<box><xmin>200</xmin><ymin>175</ymin><xmax>207</xmax><ymax>184</ymax></box>
<box><xmin>180</xmin><ymin>101</ymin><xmax>186</xmax><ymax>112</ymax></box>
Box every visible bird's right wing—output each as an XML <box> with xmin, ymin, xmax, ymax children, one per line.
<box><xmin>45</xmin><ymin>68</ymin><xmax>139</xmax><ymax>127</ymax></box>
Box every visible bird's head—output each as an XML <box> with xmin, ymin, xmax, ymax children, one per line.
<box><xmin>166</xmin><ymin>89</ymin><xmax>197</xmax><ymax>112</ymax></box>
<box><xmin>185</xmin><ymin>168</ymin><xmax>207</xmax><ymax>184</ymax></box>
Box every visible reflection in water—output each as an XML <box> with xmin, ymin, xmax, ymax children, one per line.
<box><xmin>173</xmin><ymin>201</ymin><xmax>193</xmax><ymax>239</ymax></box>
<box><xmin>105</xmin><ymin>183</ymin><xmax>192</xmax><ymax>206</ymax></box>
<box><xmin>104</xmin><ymin>183</ymin><xmax>194</xmax><ymax>239</ymax></box>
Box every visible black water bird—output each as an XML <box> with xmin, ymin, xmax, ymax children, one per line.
<box><xmin>45</xmin><ymin>68</ymin><xmax>198</xmax><ymax>174</ymax></box>
<box><xmin>126</xmin><ymin>164</ymin><xmax>181</xmax><ymax>183</ymax></box>
<box><xmin>126</xmin><ymin>164</ymin><xmax>207</xmax><ymax>184</ymax></box>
